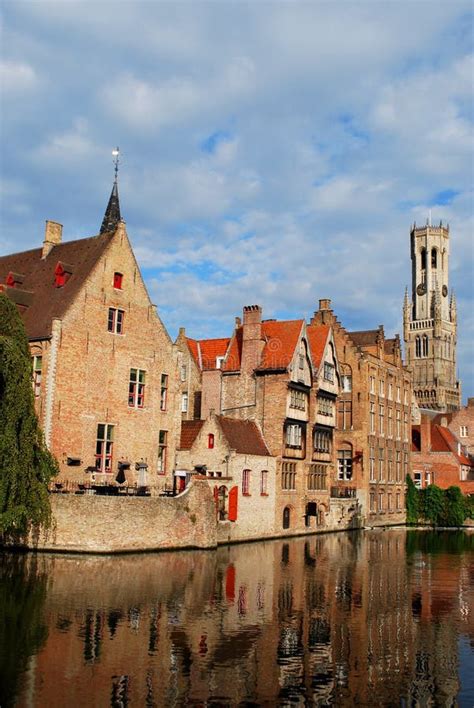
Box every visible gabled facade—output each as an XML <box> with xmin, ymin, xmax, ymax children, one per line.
<box><xmin>0</xmin><ymin>192</ymin><xmax>181</xmax><ymax>491</ymax></box>
<box><xmin>411</xmin><ymin>414</ymin><xmax>474</xmax><ymax>493</ymax></box>
<box><xmin>311</xmin><ymin>299</ymin><xmax>410</xmax><ymax>526</ymax></box>
<box><xmin>176</xmin><ymin>413</ymin><xmax>277</xmax><ymax>542</ymax></box>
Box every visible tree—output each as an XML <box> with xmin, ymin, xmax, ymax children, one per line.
<box><xmin>444</xmin><ymin>486</ymin><xmax>466</xmax><ymax>527</ymax></box>
<box><xmin>0</xmin><ymin>293</ymin><xmax>58</xmax><ymax>539</ymax></box>
<box><xmin>420</xmin><ymin>485</ymin><xmax>445</xmax><ymax>526</ymax></box>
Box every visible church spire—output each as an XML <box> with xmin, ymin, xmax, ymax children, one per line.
<box><xmin>100</xmin><ymin>147</ymin><xmax>122</xmax><ymax>234</ymax></box>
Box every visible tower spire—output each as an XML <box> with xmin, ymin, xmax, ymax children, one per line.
<box><xmin>100</xmin><ymin>147</ymin><xmax>122</xmax><ymax>234</ymax></box>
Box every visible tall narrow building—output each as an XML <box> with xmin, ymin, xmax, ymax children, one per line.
<box><xmin>403</xmin><ymin>220</ymin><xmax>461</xmax><ymax>412</ymax></box>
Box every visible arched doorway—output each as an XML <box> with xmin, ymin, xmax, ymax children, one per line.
<box><xmin>283</xmin><ymin>506</ymin><xmax>291</xmax><ymax>529</ymax></box>
<box><xmin>217</xmin><ymin>485</ymin><xmax>228</xmax><ymax>521</ymax></box>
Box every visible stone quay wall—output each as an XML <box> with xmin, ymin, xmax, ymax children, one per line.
<box><xmin>26</xmin><ymin>480</ymin><xmax>217</xmax><ymax>553</ymax></box>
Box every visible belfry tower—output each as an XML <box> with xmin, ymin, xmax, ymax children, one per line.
<box><xmin>403</xmin><ymin>219</ymin><xmax>461</xmax><ymax>411</ymax></box>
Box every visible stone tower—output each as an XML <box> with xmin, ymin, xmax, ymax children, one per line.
<box><xmin>403</xmin><ymin>219</ymin><xmax>461</xmax><ymax>412</ymax></box>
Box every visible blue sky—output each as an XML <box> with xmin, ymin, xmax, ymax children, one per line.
<box><xmin>1</xmin><ymin>1</ymin><xmax>473</xmax><ymax>398</ymax></box>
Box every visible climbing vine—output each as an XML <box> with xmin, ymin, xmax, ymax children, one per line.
<box><xmin>405</xmin><ymin>473</ymin><xmax>472</xmax><ymax>527</ymax></box>
<box><xmin>0</xmin><ymin>294</ymin><xmax>58</xmax><ymax>539</ymax></box>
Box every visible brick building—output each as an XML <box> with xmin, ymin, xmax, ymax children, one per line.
<box><xmin>411</xmin><ymin>414</ymin><xmax>474</xmax><ymax>493</ymax></box>
<box><xmin>311</xmin><ymin>299</ymin><xmax>410</xmax><ymax>526</ymax></box>
<box><xmin>0</xmin><ymin>182</ymin><xmax>181</xmax><ymax>490</ymax></box>
<box><xmin>176</xmin><ymin>412</ymin><xmax>277</xmax><ymax>542</ymax></box>
<box><xmin>174</xmin><ymin>329</ymin><xmax>230</xmax><ymax>420</ymax></box>
<box><xmin>432</xmin><ymin>398</ymin><xmax>474</xmax><ymax>460</ymax></box>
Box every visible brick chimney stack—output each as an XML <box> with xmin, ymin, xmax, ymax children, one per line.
<box><xmin>311</xmin><ymin>298</ymin><xmax>333</xmax><ymax>325</ymax></box>
<box><xmin>420</xmin><ymin>414</ymin><xmax>432</xmax><ymax>453</ymax></box>
<box><xmin>241</xmin><ymin>305</ymin><xmax>264</xmax><ymax>372</ymax></box>
<box><xmin>42</xmin><ymin>220</ymin><xmax>63</xmax><ymax>259</ymax></box>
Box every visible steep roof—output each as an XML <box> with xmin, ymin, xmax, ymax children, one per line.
<box><xmin>223</xmin><ymin>319</ymin><xmax>304</xmax><ymax>372</ymax></box>
<box><xmin>348</xmin><ymin>329</ymin><xmax>379</xmax><ymax>347</ymax></box>
<box><xmin>412</xmin><ymin>423</ymin><xmax>472</xmax><ymax>465</ymax></box>
<box><xmin>306</xmin><ymin>324</ymin><xmax>330</xmax><ymax>369</ymax></box>
<box><xmin>179</xmin><ymin>420</ymin><xmax>205</xmax><ymax>450</ymax></box>
<box><xmin>217</xmin><ymin>416</ymin><xmax>271</xmax><ymax>456</ymax></box>
<box><xmin>186</xmin><ymin>337</ymin><xmax>230</xmax><ymax>371</ymax></box>
<box><xmin>0</xmin><ymin>232</ymin><xmax>115</xmax><ymax>339</ymax></box>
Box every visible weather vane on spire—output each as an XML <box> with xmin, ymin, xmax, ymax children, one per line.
<box><xmin>112</xmin><ymin>146</ymin><xmax>120</xmax><ymax>182</ymax></box>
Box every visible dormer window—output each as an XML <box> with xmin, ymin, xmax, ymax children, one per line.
<box><xmin>54</xmin><ymin>262</ymin><xmax>72</xmax><ymax>288</ymax></box>
<box><xmin>6</xmin><ymin>272</ymin><xmax>24</xmax><ymax>288</ymax></box>
<box><xmin>113</xmin><ymin>272</ymin><xmax>123</xmax><ymax>289</ymax></box>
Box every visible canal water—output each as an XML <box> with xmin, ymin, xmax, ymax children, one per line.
<box><xmin>1</xmin><ymin>529</ymin><xmax>473</xmax><ymax>707</ymax></box>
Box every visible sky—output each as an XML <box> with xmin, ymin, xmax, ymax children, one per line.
<box><xmin>1</xmin><ymin>1</ymin><xmax>473</xmax><ymax>398</ymax></box>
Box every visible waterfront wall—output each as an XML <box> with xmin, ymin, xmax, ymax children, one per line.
<box><xmin>26</xmin><ymin>479</ymin><xmax>218</xmax><ymax>553</ymax></box>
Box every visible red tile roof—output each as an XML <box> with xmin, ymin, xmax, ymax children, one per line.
<box><xmin>179</xmin><ymin>420</ymin><xmax>205</xmax><ymax>450</ymax></box>
<box><xmin>186</xmin><ymin>337</ymin><xmax>230</xmax><ymax>371</ymax></box>
<box><xmin>0</xmin><ymin>232</ymin><xmax>115</xmax><ymax>339</ymax></box>
<box><xmin>412</xmin><ymin>422</ymin><xmax>472</xmax><ymax>465</ymax></box>
<box><xmin>306</xmin><ymin>325</ymin><xmax>330</xmax><ymax>369</ymax></box>
<box><xmin>223</xmin><ymin>319</ymin><xmax>304</xmax><ymax>372</ymax></box>
<box><xmin>217</xmin><ymin>416</ymin><xmax>271</xmax><ymax>456</ymax></box>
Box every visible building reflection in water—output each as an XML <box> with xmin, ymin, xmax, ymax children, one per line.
<box><xmin>6</xmin><ymin>530</ymin><xmax>474</xmax><ymax>707</ymax></box>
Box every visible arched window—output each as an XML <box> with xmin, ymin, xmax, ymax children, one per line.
<box><xmin>431</xmin><ymin>248</ymin><xmax>437</xmax><ymax>268</ymax></box>
<box><xmin>422</xmin><ymin>335</ymin><xmax>428</xmax><ymax>357</ymax></box>
<box><xmin>415</xmin><ymin>336</ymin><xmax>421</xmax><ymax>358</ymax></box>
<box><xmin>283</xmin><ymin>506</ymin><xmax>291</xmax><ymax>529</ymax></box>
<box><xmin>208</xmin><ymin>433</ymin><xmax>214</xmax><ymax>449</ymax></box>
<box><xmin>421</xmin><ymin>248</ymin><xmax>427</xmax><ymax>270</ymax></box>
<box><xmin>217</xmin><ymin>485</ymin><xmax>228</xmax><ymax>521</ymax></box>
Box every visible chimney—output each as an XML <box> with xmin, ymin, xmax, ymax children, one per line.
<box><xmin>467</xmin><ymin>397</ymin><xmax>474</xmax><ymax>408</ymax></box>
<box><xmin>312</xmin><ymin>298</ymin><xmax>334</xmax><ymax>325</ymax></box>
<box><xmin>42</xmin><ymin>220</ymin><xmax>63</xmax><ymax>259</ymax></box>
<box><xmin>319</xmin><ymin>298</ymin><xmax>332</xmax><ymax>311</ymax></box>
<box><xmin>241</xmin><ymin>305</ymin><xmax>264</xmax><ymax>372</ymax></box>
<box><xmin>420</xmin><ymin>414</ymin><xmax>432</xmax><ymax>454</ymax></box>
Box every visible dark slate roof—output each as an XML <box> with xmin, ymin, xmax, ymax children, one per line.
<box><xmin>0</xmin><ymin>232</ymin><xmax>115</xmax><ymax>339</ymax></box>
<box><xmin>179</xmin><ymin>420</ymin><xmax>205</xmax><ymax>450</ymax></box>
<box><xmin>348</xmin><ymin>329</ymin><xmax>379</xmax><ymax>347</ymax></box>
<box><xmin>100</xmin><ymin>181</ymin><xmax>121</xmax><ymax>234</ymax></box>
<box><xmin>217</xmin><ymin>416</ymin><xmax>271</xmax><ymax>456</ymax></box>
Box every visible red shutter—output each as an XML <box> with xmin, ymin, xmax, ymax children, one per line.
<box><xmin>228</xmin><ymin>486</ymin><xmax>238</xmax><ymax>522</ymax></box>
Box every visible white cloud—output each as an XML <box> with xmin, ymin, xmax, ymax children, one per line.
<box><xmin>0</xmin><ymin>60</ymin><xmax>38</xmax><ymax>93</ymax></box>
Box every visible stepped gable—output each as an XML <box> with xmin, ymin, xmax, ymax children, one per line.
<box><xmin>223</xmin><ymin>319</ymin><xmax>304</xmax><ymax>372</ymax></box>
<box><xmin>306</xmin><ymin>324</ymin><xmax>330</xmax><ymax>369</ymax></box>
<box><xmin>179</xmin><ymin>420</ymin><xmax>205</xmax><ymax>449</ymax></box>
<box><xmin>0</xmin><ymin>231</ymin><xmax>115</xmax><ymax>339</ymax></box>
<box><xmin>217</xmin><ymin>416</ymin><xmax>271</xmax><ymax>457</ymax></box>
<box><xmin>186</xmin><ymin>336</ymin><xmax>231</xmax><ymax>371</ymax></box>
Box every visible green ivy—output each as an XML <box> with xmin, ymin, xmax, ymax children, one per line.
<box><xmin>0</xmin><ymin>294</ymin><xmax>58</xmax><ymax>540</ymax></box>
<box><xmin>405</xmin><ymin>474</ymin><xmax>472</xmax><ymax>528</ymax></box>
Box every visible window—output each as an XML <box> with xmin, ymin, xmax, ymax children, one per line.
<box><xmin>108</xmin><ymin>307</ymin><xmax>124</xmax><ymax>334</ymax></box>
<box><xmin>388</xmin><ymin>493</ymin><xmax>393</xmax><ymax>512</ymax></box>
<box><xmin>260</xmin><ymin>470</ymin><xmax>268</xmax><ymax>495</ymax></box>
<box><xmin>338</xmin><ymin>450</ymin><xmax>353</xmax><ymax>481</ymax></box>
<box><xmin>396</xmin><ymin>386</ymin><xmax>401</xmax><ymax>403</ymax></box>
<box><xmin>403</xmin><ymin>412</ymin><xmax>408</xmax><ymax>442</ymax></box>
<box><xmin>242</xmin><ymin>469</ymin><xmax>250</xmax><ymax>495</ymax></box>
<box><xmin>128</xmin><ymin>368</ymin><xmax>145</xmax><ymax>408</ymax></box>
<box><xmin>113</xmin><ymin>272</ymin><xmax>123</xmax><ymax>289</ymax></box>
<box><xmin>421</xmin><ymin>248</ymin><xmax>426</xmax><ymax>270</ymax></box>
<box><xmin>379</xmin><ymin>404</ymin><xmax>385</xmax><ymax>436</ymax></box>
<box><xmin>404</xmin><ymin>390</ymin><xmax>408</xmax><ymax>405</ymax></box>
<box><xmin>396</xmin><ymin>410</ymin><xmax>401</xmax><ymax>439</ymax></box>
<box><xmin>388</xmin><ymin>408</ymin><xmax>393</xmax><ymax>437</ymax></box>
<box><xmin>317</xmin><ymin>395</ymin><xmax>333</xmax><ymax>416</ymax></box>
<box><xmin>181</xmin><ymin>392</ymin><xmax>188</xmax><ymax>413</ymax></box>
<box><xmin>342</xmin><ymin>375</ymin><xmax>352</xmax><ymax>392</ymax></box>
<box><xmin>387</xmin><ymin>449</ymin><xmax>393</xmax><ymax>482</ymax></box>
<box><xmin>370</xmin><ymin>492</ymin><xmax>376</xmax><ymax>513</ymax></box>
<box><xmin>388</xmin><ymin>381</ymin><xmax>393</xmax><ymax>400</ymax></box>
<box><xmin>370</xmin><ymin>376</ymin><xmax>375</xmax><ymax>394</ymax></box>
<box><xmin>208</xmin><ymin>433</ymin><xmax>214</xmax><ymax>449</ymax></box>
<box><xmin>313</xmin><ymin>427</ymin><xmax>332</xmax><ymax>453</ymax></box>
<box><xmin>54</xmin><ymin>262</ymin><xmax>71</xmax><ymax>288</ymax></box>
<box><xmin>216</xmin><ymin>356</ymin><xmax>225</xmax><ymax>369</ymax></box>
<box><xmin>415</xmin><ymin>336</ymin><xmax>421</xmax><ymax>358</ymax></box>
<box><xmin>323</xmin><ymin>362</ymin><xmax>335</xmax><ymax>382</ymax></box>
<box><xmin>396</xmin><ymin>450</ymin><xmax>401</xmax><ymax>482</ymax></box>
<box><xmin>157</xmin><ymin>430</ymin><xmax>167</xmax><ymax>473</ymax></box>
<box><xmin>286</xmin><ymin>424</ymin><xmax>303</xmax><ymax>448</ymax></box>
<box><xmin>431</xmin><ymin>248</ymin><xmax>437</xmax><ymax>268</ymax></box>
<box><xmin>283</xmin><ymin>506</ymin><xmax>291</xmax><ymax>529</ymax></box>
<box><xmin>413</xmin><ymin>471</ymin><xmax>422</xmax><ymax>489</ymax></box>
<box><xmin>396</xmin><ymin>492</ymin><xmax>401</xmax><ymax>510</ymax></box>
<box><xmin>460</xmin><ymin>426</ymin><xmax>468</xmax><ymax>437</ymax></box>
<box><xmin>422</xmin><ymin>335</ymin><xmax>428</xmax><ymax>357</ymax></box>
<box><xmin>379</xmin><ymin>379</ymin><xmax>385</xmax><ymax>397</ymax></box>
<box><xmin>95</xmin><ymin>423</ymin><xmax>114</xmax><ymax>473</ymax></box>
<box><xmin>378</xmin><ymin>492</ymin><xmax>384</xmax><ymax>512</ymax></box>
<box><xmin>369</xmin><ymin>446</ymin><xmax>375</xmax><ymax>482</ymax></box>
<box><xmin>307</xmin><ymin>464</ymin><xmax>327</xmax><ymax>490</ymax></box>
<box><xmin>403</xmin><ymin>451</ymin><xmax>408</xmax><ymax>478</ymax></box>
<box><xmin>378</xmin><ymin>447</ymin><xmax>384</xmax><ymax>481</ymax></box>
<box><xmin>281</xmin><ymin>462</ymin><xmax>296</xmax><ymax>490</ymax></box>
<box><xmin>337</xmin><ymin>399</ymin><xmax>352</xmax><ymax>430</ymax></box>
<box><xmin>180</xmin><ymin>365</ymin><xmax>187</xmax><ymax>382</ymax></box>
<box><xmin>160</xmin><ymin>374</ymin><xmax>168</xmax><ymax>411</ymax></box>
<box><xmin>370</xmin><ymin>402</ymin><xmax>375</xmax><ymax>434</ymax></box>
<box><xmin>290</xmin><ymin>389</ymin><xmax>306</xmax><ymax>411</ymax></box>
<box><xmin>32</xmin><ymin>355</ymin><xmax>42</xmax><ymax>397</ymax></box>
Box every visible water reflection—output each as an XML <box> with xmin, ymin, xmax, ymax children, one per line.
<box><xmin>3</xmin><ymin>529</ymin><xmax>474</xmax><ymax>707</ymax></box>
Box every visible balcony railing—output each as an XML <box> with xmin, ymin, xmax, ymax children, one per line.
<box><xmin>330</xmin><ymin>486</ymin><xmax>357</xmax><ymax>499</ymax></box>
